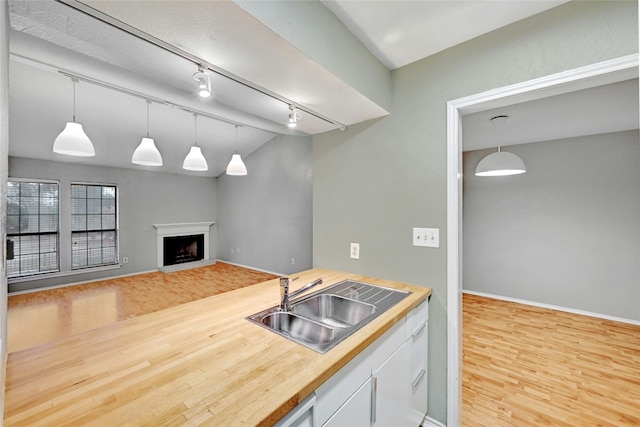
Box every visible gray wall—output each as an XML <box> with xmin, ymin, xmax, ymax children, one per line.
<box><xmin>235</xmin><ymin>0</ymin><xmax>391</xmax><ymax>111</ymax></box>
<box><xmin>1</xmin><ymin>0</ymin><xmax>10</xmax><ymax>413</ymax></box>
<box><xmin>8</xmin><ymin>157</ymin><xmax>217</xmax><ymax>292</ymax></box>
<box><xmin>217</xmin><ymin>134</ymin><xmax>312</xmax><ymax>275</ymax></box>
<box><xmin>463</xmin><ymin>131</ymin><xmax>640</xmax><ymax>320</ymax></box>
<box><xmin>312</xmin><ymin>1</ymin><xmax>638</xmax><ymax>423</ymax></box>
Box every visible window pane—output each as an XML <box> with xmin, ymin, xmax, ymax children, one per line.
<box><xmin>87</xmin><ymin>214</ymin><xmax>101</xmax><ymax>230</ymax></box>
<box><xmin>102</xmin><ymin>198</ymin><xmax>115</xmax><ymax>213</ymax></box>
<box><xmin>102</xmin><ymin>214</ymin><xmax>115</xmax><ymax>229</ymax></box>
<box><xmin>71</xmin><ymin>185</ymin><xmax>86</xmax><ymax>198</ymax></box>
<box><xmin>7</xmin><ymin>182</ymin><xmax>19</xmax><ymax>197</ymax></box>
<box><xmin>6</xmin><ymin>215</ymin><xmax>19</xmax><ymax>234</ymax></box>
<box><xmin>21</xmin><ymin>182</ymin><xmax>38</xmax><ymax>197</ymax></box>
<box><xmin>72</xmin><ymin>198</ymin><xmax>86</xmax><ymax>215</ymax></box>
<box><xmin>6</xmin><ymin>180</ymin><xmax>60</xmax><ymax>277</ymax></box>
<box><xmin>19</xmin><ymin>254</ymin><xmax>40</xmax><ymax>275</ymax></box>
<box><xmin>71</xmin><ymin>184</ymin><xmax>118</xmax><ymax>269</ymax></box>
<box><xmin>87</xmin><ymin>186</ymin><xmax>102</xmax><ymax>199</ymax></box>
<box><xmin>87</xmin><ymin>198</ymin><xmax>101</xmax><ymax>214</ymax></box>
<box><xmin>20</xmin><ymin>235</ymin><xmax>39</xmax><ymax>255</ymax></box>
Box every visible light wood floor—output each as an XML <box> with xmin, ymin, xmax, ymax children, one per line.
<box><xmin>463</xmin><ymin>293</ymin><xmax>640</xmax><ymax>426</ymax></box>
<box><xmin>7</xmin><ymin>262</ymin><xmax>278</xmax><ymax>353</ymax></box>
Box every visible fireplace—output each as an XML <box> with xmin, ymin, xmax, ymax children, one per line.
<box><xmin>153</xmin><ymin>222</ymin><xmax>214</xmax><ymax>270</ymax></box>
<box><xmin>163</xmin><ymin>234</ymin><xmax>204</xmax><ymax>266</ymax></box>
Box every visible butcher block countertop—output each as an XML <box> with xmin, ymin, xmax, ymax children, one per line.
<box><xmin>4</xmin><ymin>268</ymin><xmax>432</xmax><ymax>426</ymax></box>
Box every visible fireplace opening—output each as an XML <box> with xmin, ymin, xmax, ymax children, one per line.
<box><xmin>163</xmin><ymin>234</ymin><xmax>205</xmax><ymax>266</ymax></box>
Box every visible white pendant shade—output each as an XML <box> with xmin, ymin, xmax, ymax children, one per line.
<box><xmin>53</xmin><ymin>122</ymin><xmax>95</xmax><ymax>157</ymax></box>
<box><xmin>132</xmin><ymin>137</ymin><xmax>163</xmax><ymax>166</ymax></box>
<box><xmin>183</xmin><ymin>146</ymin><xmax>208</xmax><ymax>171</ymax></box>
<box><xmin>226</xmin><ymin>153</ymin><xmax>247</xmax><ymax>176</ymax></box>
<box><xmin>475</xmin><ymin>149</ymin><xmax>526</xmax><ymax>176</ymax></box>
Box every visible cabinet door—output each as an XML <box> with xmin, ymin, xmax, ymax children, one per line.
<box><xmin>408</xmin><ymin>319</ymin><xmax>428</xmax><ymax>423</ymax></box>
<box><xmin>275</xmin><ymin>393</ymin><xmax>316</xmax><ymax>427</ymax></box>
<box><xmin>323</xmin><ymin>378</ymin><xmax>372</xmax><ymax>427</ymax></box>
<box><xmin>372</xmin><ymin>341</ymin><xmax>410</xmax><ymax>427</ymax></box>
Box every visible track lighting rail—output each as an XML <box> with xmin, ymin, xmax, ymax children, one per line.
<box><xmin>56</xmin><ymin>70</ymin><xmax>245</xmax><ymax>129</ymax></box>
<box><xmin>56</xmin><ymin>0</ymin><xmax>347</xmax><ymax>131</ymax></box>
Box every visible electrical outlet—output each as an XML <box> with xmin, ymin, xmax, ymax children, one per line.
<box><xmin>413</xmin><ymin>227</ymin><xmax>439</xmax><ymax>248</ymax></box>
<box><xmin>291</xmin><ymin>257</ymin><xmax>295</xmax><ymax>265</ymax></box>
<box><xmin>122</xmin><ymin>257</ymin><xmax>129</xmax><ymax>264</ymax></box>
<box><xmin>350</xmin><ymin>243</ymin><xmax>360</xmax><ymax>259</ymax></box>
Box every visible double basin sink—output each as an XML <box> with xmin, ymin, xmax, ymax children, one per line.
<box><xmin>247</xmin><ymin>280</ymin><xmax>410</xmax><ymax>353</ymax></box>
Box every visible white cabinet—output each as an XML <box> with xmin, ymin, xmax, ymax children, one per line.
<box><xmin>323</xmin><ymin>378</ymin><xmax>372</xmax><ymax>427</ymax></box>
<box><xmin>406</xmin><ymin>300</ymin><xmax>429</xmax><ymax>424</ymax></box>
<box><xmin>316</xmin><ymin>349</ymin><xmax>372</xmax><ymax>426</ymax></box>
<box><xmin>372</xmin><ymin>341</ymin><xmax>410</xmax><ymax>426</ymax></box>
<box><xmin>275</xmin><ymin>394</ymin><xmax>316</xmax><ymax>427</ymax></box>
<box><xmin>285</xmin><ymin>297</ymin><xmax>429</xmax><ymax>427</ymax></box>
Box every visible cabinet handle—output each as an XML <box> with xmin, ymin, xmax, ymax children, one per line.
<box><xmin>412</xmin><ymin>369</ymin><xmax>426</xmax><ymax>389</ymax></box>
<box><xmin>371</xmin><ymin>376</ymin><xmax>377</xmax><ymax>424</ymax></box>
<box><xmin>412</xmin><ymin>321</ymin><xmax>427</xmax><ymax>338</ymax></box>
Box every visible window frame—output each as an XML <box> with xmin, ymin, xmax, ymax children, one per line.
<box><xmin>70</xmin><ymin>182</ymin><xmax>120</xmax><ymax>270</ymax></box>
<box><xmin>6</xmin><ymin>178</ymin><xmax>61</xmax><ymax>278</ymax></box>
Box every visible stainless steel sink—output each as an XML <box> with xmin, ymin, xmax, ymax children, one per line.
<box><xmin>247</xmin><ymin>280</ymin><xmax>410</xmax><ymax>353</ymax></box>
<box><xmin>291</xmin><ymin>294</ymin><xmax>376</xmax><ymax>328</ymax></box>
<box><xmin>261</xmin><ymin>312</ymin><xmax>335</xmax><ymax>344</ymax></box>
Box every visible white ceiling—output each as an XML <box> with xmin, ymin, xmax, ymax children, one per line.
<box><xmin>322</xmin><ymin>0</ymin><xmax>568</xmax><ymax>69</ymax></box>
<box><xmin>7</xmin><ymin>0</ymin><xmax>636</xmax><ymax>176</ymax></box>
<box><xmin>463</xmin><ymin>78</ymin><xmax>639</xmax><ymax>151</ymax></box>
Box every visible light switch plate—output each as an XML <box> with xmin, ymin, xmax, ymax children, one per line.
<box><xmin>413</xmin><ymin>227</ymin><xmax>439</xmax><ymax>248</ymax></box>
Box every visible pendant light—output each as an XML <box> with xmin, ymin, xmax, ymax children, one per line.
<box><xmin>475</xmin><ymin>115</ymin><xmax>526</xmax><ymax>177</ymax></box>
<box><xmin>226</xmin><ymin>125</ymin><xmax>248</xmax><ymax>176</ymax></box>
<box><xmin>53</xmin><ymin>78</ymin><xmax>95</xmax><ymax>157</ymax></box>
<box><xmin>183</xmin><ymin>113</ymin><xmax>208</xmax><ymax>171</ymax></box>
<box><xmin>132</xmin><ymin>100</ymin><xmax>163</xmax><ymax>166</ymax></box>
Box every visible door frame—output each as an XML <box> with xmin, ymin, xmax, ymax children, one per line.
<box><xmin>445</xmin><ymin>53</ymin><xmax>639</xmax><ymax>426</ymax></box>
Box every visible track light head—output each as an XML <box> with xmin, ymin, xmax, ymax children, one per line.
<box><xmin>288</xmin><ymin>106</ymin><xmax>300</xmax><ymax>128</ymax></box>
<box><xmin>193</xmin><ymin>65</ymin><xmax>212</xmax><ymax>98</ymax></box>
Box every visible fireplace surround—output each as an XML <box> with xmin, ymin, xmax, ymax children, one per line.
<box><xmin>153</xmin><ymin>222</ymin><xmax>214</xmax><ymax>270</ymax></box>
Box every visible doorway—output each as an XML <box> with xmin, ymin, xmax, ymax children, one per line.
<box><xmin>445</xmin><ymin>53</ymin><xmax>639</xmax><ymax>426</ymax></box>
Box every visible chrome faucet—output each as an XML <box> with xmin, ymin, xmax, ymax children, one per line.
<box><xmin>279</xmin><ymin>276</ymin><xmax>323</xmax><ymax>312</ymax></box>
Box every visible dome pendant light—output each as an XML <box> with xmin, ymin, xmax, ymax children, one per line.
<box><xmin>183</xmin><ymin>113</ymin><xmax>208</xmax><ymax>171</ymax></box>
<box><xmin>53</xmin><ymin>78</ymin><xmax>95</xmax><ymax>157</ymax></box>
<box><xmin>475</xmin><ymin>115</ymin><xmax>526</xmax><ymax>177</ymax></box>
<box><xmin>226</xmin><ymin>125</ymin><xmax>248</xmax><ymax>176</ymax></box>
<box><xmin>132</xmin><ymin>100</ymin><xmax>163</xmax><ymax>166</ymax></box>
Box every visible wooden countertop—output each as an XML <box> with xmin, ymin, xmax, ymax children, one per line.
<box><xmin>4</xmin><ymin>268</ymin><xmax>432</xmax><ymax>426</ymax></box>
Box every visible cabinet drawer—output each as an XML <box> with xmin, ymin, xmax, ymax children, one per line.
<box><xmin>405</xmin><ymin>299</ymin><xmax>429</xmax><ymax>341</ymax></box>
<box><xmin>323</xmin><ymin>377</ymin><xmax>372</xmax><ymax>427</ymax></box>
<box><xmin>409</xmin><ymin>365</ymin><xmax>428</xmax><ymax>425</ymax></box>
<box><xmin>371</xmin><ymin>318</ymin><xmax>405</xmax><ymax>370</ymax></box>
<box><xmin>408</xmin><ymin>319</ymin><xmax>428</xmax><ymax>381</ymax></box>
<box><xmin>275</xmin><ymin>393</ymin><xmax>316</xmax><ymax>427</ymax></box>
<box><xmin>315</xmin><ymin>347</ymin><xmax>372</xmax><ymax>426</ymax></box>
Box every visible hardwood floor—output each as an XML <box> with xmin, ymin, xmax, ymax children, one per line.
<box><xmin>463</xmin><ymin>293</ymin><xmax>640</xmax><ymax>426</ymax></box>
<box><xmin>7</xmin><ymin>262</ymin><xmax>279</xmax><ymax>353</ymax></box>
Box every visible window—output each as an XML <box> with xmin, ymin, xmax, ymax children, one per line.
<box><xmin>71</xmin><ymin>183</ymin><xmax>118</xmax><ymax>269</ymax></box>
<box><xmin>6</xmin><ymin>180</ymin><xmax>60</xmax><ymax>278</ymax></box>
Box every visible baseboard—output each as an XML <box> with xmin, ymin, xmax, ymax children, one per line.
<box><xmin>9</xmin><ymin>268</ymin><xmax>159</xmax><ymax>296</ymax></box>
<box><xmin>463</xmin><ymin>289</ymin><xmax>640</xmax><ymax>326</ymax></box>
<box><xmin>215</xmin><ymin>259</ymin><xmax>285</xmax><ymax>277</ymax></box>
<box><xmin>423</xmin><ymin>415</ymin><xmax>446</xmax><ymax>427</ymax></box>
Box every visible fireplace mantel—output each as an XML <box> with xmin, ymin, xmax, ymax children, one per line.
<box><xmin>153</xmin><ymin>222</ymin><xmax>214</xmax><ymax>269</ymax></box>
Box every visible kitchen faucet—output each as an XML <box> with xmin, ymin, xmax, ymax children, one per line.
<box><xmin>279</xmin><ymin>276</ymin><xmax>323</xmax><ymax>312</ymax></box>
